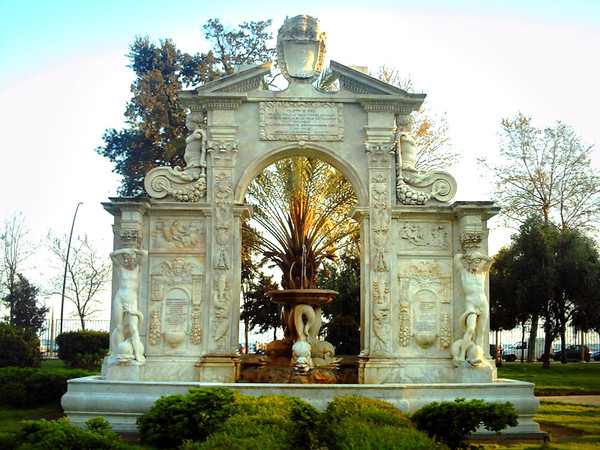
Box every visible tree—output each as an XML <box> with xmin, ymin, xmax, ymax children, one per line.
<box><xmin>240</xmin><ymin>222</ymin><xmax>281</xmax><ymax>345</ymax></box>
<box><xmin>240</xmin><ymin>271</ymin><xmax>280</xmax><ymax>339</ymax></box>
<box><xmin>245</xmin><ymin>157</ymin><xmax>359</xmax><ymax>290</ymax></box>
<box><xmin>318</xmin><ymin>250</ymin><xmax>361</xmax><ymax>354</ymax></box>
<box><xmin>482</xmin><ymin>114</ymin><xmax>600</xmax><ymax>361</ymax></box>
<box><xmin>47</xmin><ymin>233</ymin><xmax>111</xmax><ymax>330</ymax></box>
<box><xmin>376</xmin><ymin>65</ymin><xmax>459</xmax><ymax>172</ymax></box>
<box><xmin>489</xmin><ymin>247</ymin><xmax>521</xmax><ymax>334</ymax></box>
<box><xmin>491</xmin><ymin>217</ymin><xmax>600</xmax><ymax>368</ymax></box>
<box><xmin>0</xmin><ymin>213</ymin><xmax>35</xmax><ymax>322</ymax></box>
<box><xmin>481</xmin><ymin>113</ymin><xmax>600</xmax><ymax>231</ymax></box>
<box><xmin>2</xmin><ymin>273</ymin><xmax>48</xmax><ymax>334</ymax></box>
<box><xmin>97</xmin><ymin>19</ymin><xmax>275</xmax><ymax>196</ymax></box>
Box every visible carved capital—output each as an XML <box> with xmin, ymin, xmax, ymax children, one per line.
<box><xmin>365</xmin><ymin>142</ymin><xmax>395</xmax><ymax>168</ymax></box>
<box><xmin>207</xmin><ymin>141</ymin><xmax>239</xmax><ymax>166</ymax></box>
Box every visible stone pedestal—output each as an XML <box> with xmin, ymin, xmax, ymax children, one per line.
<box><xmin>196</xmin><ymin>355</ymin><xmax>239</xmax><ymax>383</ymax></box>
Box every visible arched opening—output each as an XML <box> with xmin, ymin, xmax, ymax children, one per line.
<box><xmin>238</xmin><ymin>154</ymin><xmax>361</xmax><ymax>362</ymax></box>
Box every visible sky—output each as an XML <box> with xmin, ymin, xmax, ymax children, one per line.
<box><xmin>1</xmin><ymin>0</ymin><xmax>599</xmax><ymax>320</ymax></box>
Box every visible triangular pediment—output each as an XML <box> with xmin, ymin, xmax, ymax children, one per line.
<box><xmin>193</xmin><ymin>62</ymin><xmax>272</xmax><ymax>93</ymax></box>
<box><xmin>330</xmin><ymin>61</ymin><xmax>421</xmax><ymax>97</ymax></box>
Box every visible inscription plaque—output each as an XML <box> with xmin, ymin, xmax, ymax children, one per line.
<box><xmin>413</xmin><ymin>290</ymin><xmax>437</xmax><ymax>334</ymax></box>
<box><xmin>259</xmin><ymin>102</ymin><xmax>343</xmax><ymax>141</ymax></box>
<box><xmin>164</xmin><ymin>288</ymin><xmax>189</xmax><ymax>331</ymax></box>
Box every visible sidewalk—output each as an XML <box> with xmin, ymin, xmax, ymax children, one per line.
<box><xmin>538</xmin><ymin>395</ymin><xmax>600</xmax><ymax>406</ymax></box>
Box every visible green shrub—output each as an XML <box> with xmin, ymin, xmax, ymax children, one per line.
<box><xmin>56</xmin><ymin>331</ymin><xmax>109</xmax><ymax>369</ymax></box>
<box><xmin>137</xmin><ymin>386</ymin><xmax>238</xmax><ymax>448</ymax></box>
<box><xmin>0</xmin><ymin>366</ymin><xmax>90</xmax><ymax>407</ymax></box>
<box><xmin>410</xmin><ymin>398</ymin><xmax>519</xmax><ymax>449</ymax></box>
<box><xmin>1</xmin><ymin>417</ymin><xmax>127</xmax><ymax>449</ymax></box>
<box><xmin>319</xmin><ymin>395</ymin><xmax>441</xmax><ymax>449</ymax></box>
<box><xmin>0</xmin><ymin>323</ymin><xmax>41</xmax><ymax>368</ymax></box>
<box><xmin>192</xmin><ymin>394</ymin><xmax>321</xmax><ymax>450</ymax></box>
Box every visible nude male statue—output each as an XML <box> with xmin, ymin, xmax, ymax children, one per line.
<box><xmin>452</xmin><ymin>249</ymin><xmax>493</xmax><ymax>366</ymax></box>
<box><xmin>109</xmin><ymin>248</ymin><xmax>148</xmax><ymax>365</ymax></box>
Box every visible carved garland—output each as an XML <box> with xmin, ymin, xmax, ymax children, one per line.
<box><xmin>370</xmin><ymin>173</ymin><xmax>392</xmax><ymax>355</ymax></box>
<box><xmin>212</xmin><ymin>172</ymin><xmax>234</xmax><ymax>351</ymax></box>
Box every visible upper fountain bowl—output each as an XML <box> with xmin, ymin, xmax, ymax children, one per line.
<box><xmin>268</xmin><ymin>289</ymin><xmax>338</xmax><ymax>306</ymax></box>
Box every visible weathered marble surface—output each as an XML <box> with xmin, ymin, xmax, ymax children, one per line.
<box><xmin>63</xmin><ymin>377</ymin><xmax>542</xmax><ymax>438</ymax></box>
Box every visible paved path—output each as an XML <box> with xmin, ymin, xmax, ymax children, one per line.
<box><xmin>538</xmin><ymin>395</ymin><xmax>600</xmax><ymax>406</ymax></box>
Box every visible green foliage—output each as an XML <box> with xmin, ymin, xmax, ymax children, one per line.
<box><xmin>2</xmin><ymin>274</ymin><xmax>48</xmax><ymax>334</ymax></box>
<box><xmin>319</xmin><ymin>395</ymin><xmax>439</xmax><ymax>449</ymax></box>
<box><xmin>246</xmin><ymin>157</ymin><xmax>358</xmax><ymax>289</ymax></box>
<box><xmin>411</xmin><ymin>398</ymin><xmax>518</xmax><ymax>449</ymax></box>
<box><xmin>490</xmin><ymin>217</ymin><xmax>600</xmax><ymax>367</ymax></box>
<box><xmin>240</xmin><ymin>271</ymin><xmax>280</xmax><ymax>334</ymax></box>
<box><xmin>97</xmin><ymin>19</ymin><xmax>274</xmax><ymax>196</ymax></box>
<box><xmin>0</xmin><ymin>366</ymin><xmax>90</xmax><ymax>407</ymax></box>
<box><xmin>136</xmin><ymin>386</ymin><xmax>238</xmax><ymax>448</ymax></box>
<box><xmin>319</xmin><ymin>251</ymin><xmax>361</xmax><ymax>354</ymax></box>
<box><xmin>193</xmin><ymin>394</ymin><xmax>321</xmax><ymax>450</ymax></box>
<box><xmin>0</xmin><ymin>323</ymin><xmax>40</xmax><ymax>368</ymax></box>
<box><xmin>1</xmin><ymin>417</ymin><xmax>126</xmax><ymax>449</ymax></box>
<box><xmin>56</xmin><ymin>331</ymin><xmax>109</xmax><ymax>369</ymax></box>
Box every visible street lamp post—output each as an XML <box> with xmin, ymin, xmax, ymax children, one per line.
<box><xmin>59</xmin><ymin>202</ymin><xmax>83</xmax><ymax>335</ymax></box>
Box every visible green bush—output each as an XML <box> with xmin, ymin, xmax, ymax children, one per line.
<box><xmin>0</xmin><ymin>366</ymin><xmax>90</xmax><ymax>407</ymax></box>
<box><xmin>137</xmin><ymin>386</ymin><xmax>238</xmax><ymax>448</ymax></box>
<box><xmin>0</xmin><ymin>323</ymin><xmax>41</xmax><ymax>368</ymax></box>
<box><xmin>411</xmin><ymin>398</ymin><xmax>519</xmax><ymax>449</ymax></box>
<box><xmin>190</xmin><ymin>394</ymin><xmax>321</xmax><ymax>450</ymax></box>
<box><xmin>1</xmin><ymin>417</ymin><xmax>127</xmax><ymax>449</ymax></box>
<box><xmin>319</xmin><ymin>395</ymin><xmax>441</xmax><ymax>449</ymax></box>
<box><xmin>56</xmin><ymin>331</ymin><xmax>109</xmax><ymax>369</ymax></box>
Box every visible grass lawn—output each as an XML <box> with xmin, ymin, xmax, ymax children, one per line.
<box><xmin>479</xmin><ymin>402</ymin><xmax>600</xmax><ymax>449</ymax></box>
<box><xmin>497</xmin><ymin>362</ymin><xmax>600</xmax><ymax>395</ymax></box>
<box><xmin>39</xmin><ymin>359</ymin><xmax>69</xmax><ymax>370</ymax></box>
<box><xmin>0</xmin><ymin>402</ymin><xmax>63</xmax><ymax>433</ymax></box>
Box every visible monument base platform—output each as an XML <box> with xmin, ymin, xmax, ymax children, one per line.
<box><xmin>62</xmin><ymin>376</ymin><xmax>543</xmax><ymax>439</ymax></box>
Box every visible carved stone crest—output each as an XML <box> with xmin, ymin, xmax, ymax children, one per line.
<box><xmin>277</xmin><ymin>15</ymin><xmax>326</xmax><ymax>83</ymax></box>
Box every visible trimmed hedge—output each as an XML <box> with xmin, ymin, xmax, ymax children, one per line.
<box><xmin>0</xmin><ymin>366</ymin><xmax>91</xmax><ymax>408</ymax></box>
<box><xmin>56</xmin><ymin>330</ymin><xmax>109</xmax><ymax>369</ymax></box>
<box><xmin>137</xmin><ymin>386</ymin><xmax>239</xmax><ymax>448</ymax></box>
<box><xmin>0</xmin><ymin>417</ymin><xmax>128</xmax><ymax>450</ymax></box>
<box><xmin>0</xmin><ymin>323</ymin><xmax>41</xmax><ymax>368</ymax></box>
<box><xmin>411</xmin><ymin>398</ymin><xmax>519</xmax><ymax>449</ymax></box>
<box><xmin>139</xmin><ymin>389</ymin><xmax>440</xmax><ymax>449</ymax></box>
<box><xmin>318</xmin><ymin>395</ymin><xmax>441</xmax><ymax>449</ymax></box>
<box><xmin>190</xmin><ymin>394</ymin><xmax>321</xmax><ymax>449</ymax></box>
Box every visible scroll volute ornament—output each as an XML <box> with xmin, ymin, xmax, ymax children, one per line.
<box><xmin>277</xmin><ymin>15</ymin><xmax>326</xmax><ymax>83</ymax></box>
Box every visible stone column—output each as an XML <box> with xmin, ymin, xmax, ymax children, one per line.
<box><xmin>359</xmin><ymin>110</ymin><xmax>397</xmax><ymax>381</ymax></box>
<box><xmin>195</xmin><ymin>101</ymin><xmax>241</xmax><ymax>382</ymax></box>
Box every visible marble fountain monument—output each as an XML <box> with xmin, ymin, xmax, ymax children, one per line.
<box><xmin>62</xmin><ymin>15</ymin><xmax>541</xmax><ymax>437</ymax></box>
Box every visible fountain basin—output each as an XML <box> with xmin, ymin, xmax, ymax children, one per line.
<box><xmin>268</xmin><ymin>289</ymin><xmax>337</xmax><ymax>306</ymax></box>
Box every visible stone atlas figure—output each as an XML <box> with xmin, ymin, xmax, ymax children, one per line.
<box><xmin>452</xmin><ymin>248</ymin><xmax>494</xmax><ymax>366</ymax></box>
<box><xmin>108</xmin><ymin>248</ymin><xmax>148</xmax><ymax>365</ymax></box>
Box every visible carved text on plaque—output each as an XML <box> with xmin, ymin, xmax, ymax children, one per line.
<box><xmin>259</xmin><ymin>102</ymin><xmax>343</xmax><ymax>141</ymax></box>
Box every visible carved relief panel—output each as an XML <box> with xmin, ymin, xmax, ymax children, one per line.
<box><xmin>396</xmin><ymin>258</ymin><xmax>452</xmax><ymax>351</ymax></box>
<box><xmin>146</xmin><ymin>257</ymin><xmax>205</xmax><ymax>353</ymax></box>
<box><xmin>397</xmin><ymin>221</ymin><xmax>451</xmax><ymax>254</ymax></box>
<box><xmin>150</xmin><ymin>218</ymin><xmax>207</xmax><ymax>252</ymax></box>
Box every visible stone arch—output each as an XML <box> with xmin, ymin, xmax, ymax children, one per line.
<box><xmin>233</xmin><ymin>142</ymin><xmax>368</xmax><ymax>206</ymax></box>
